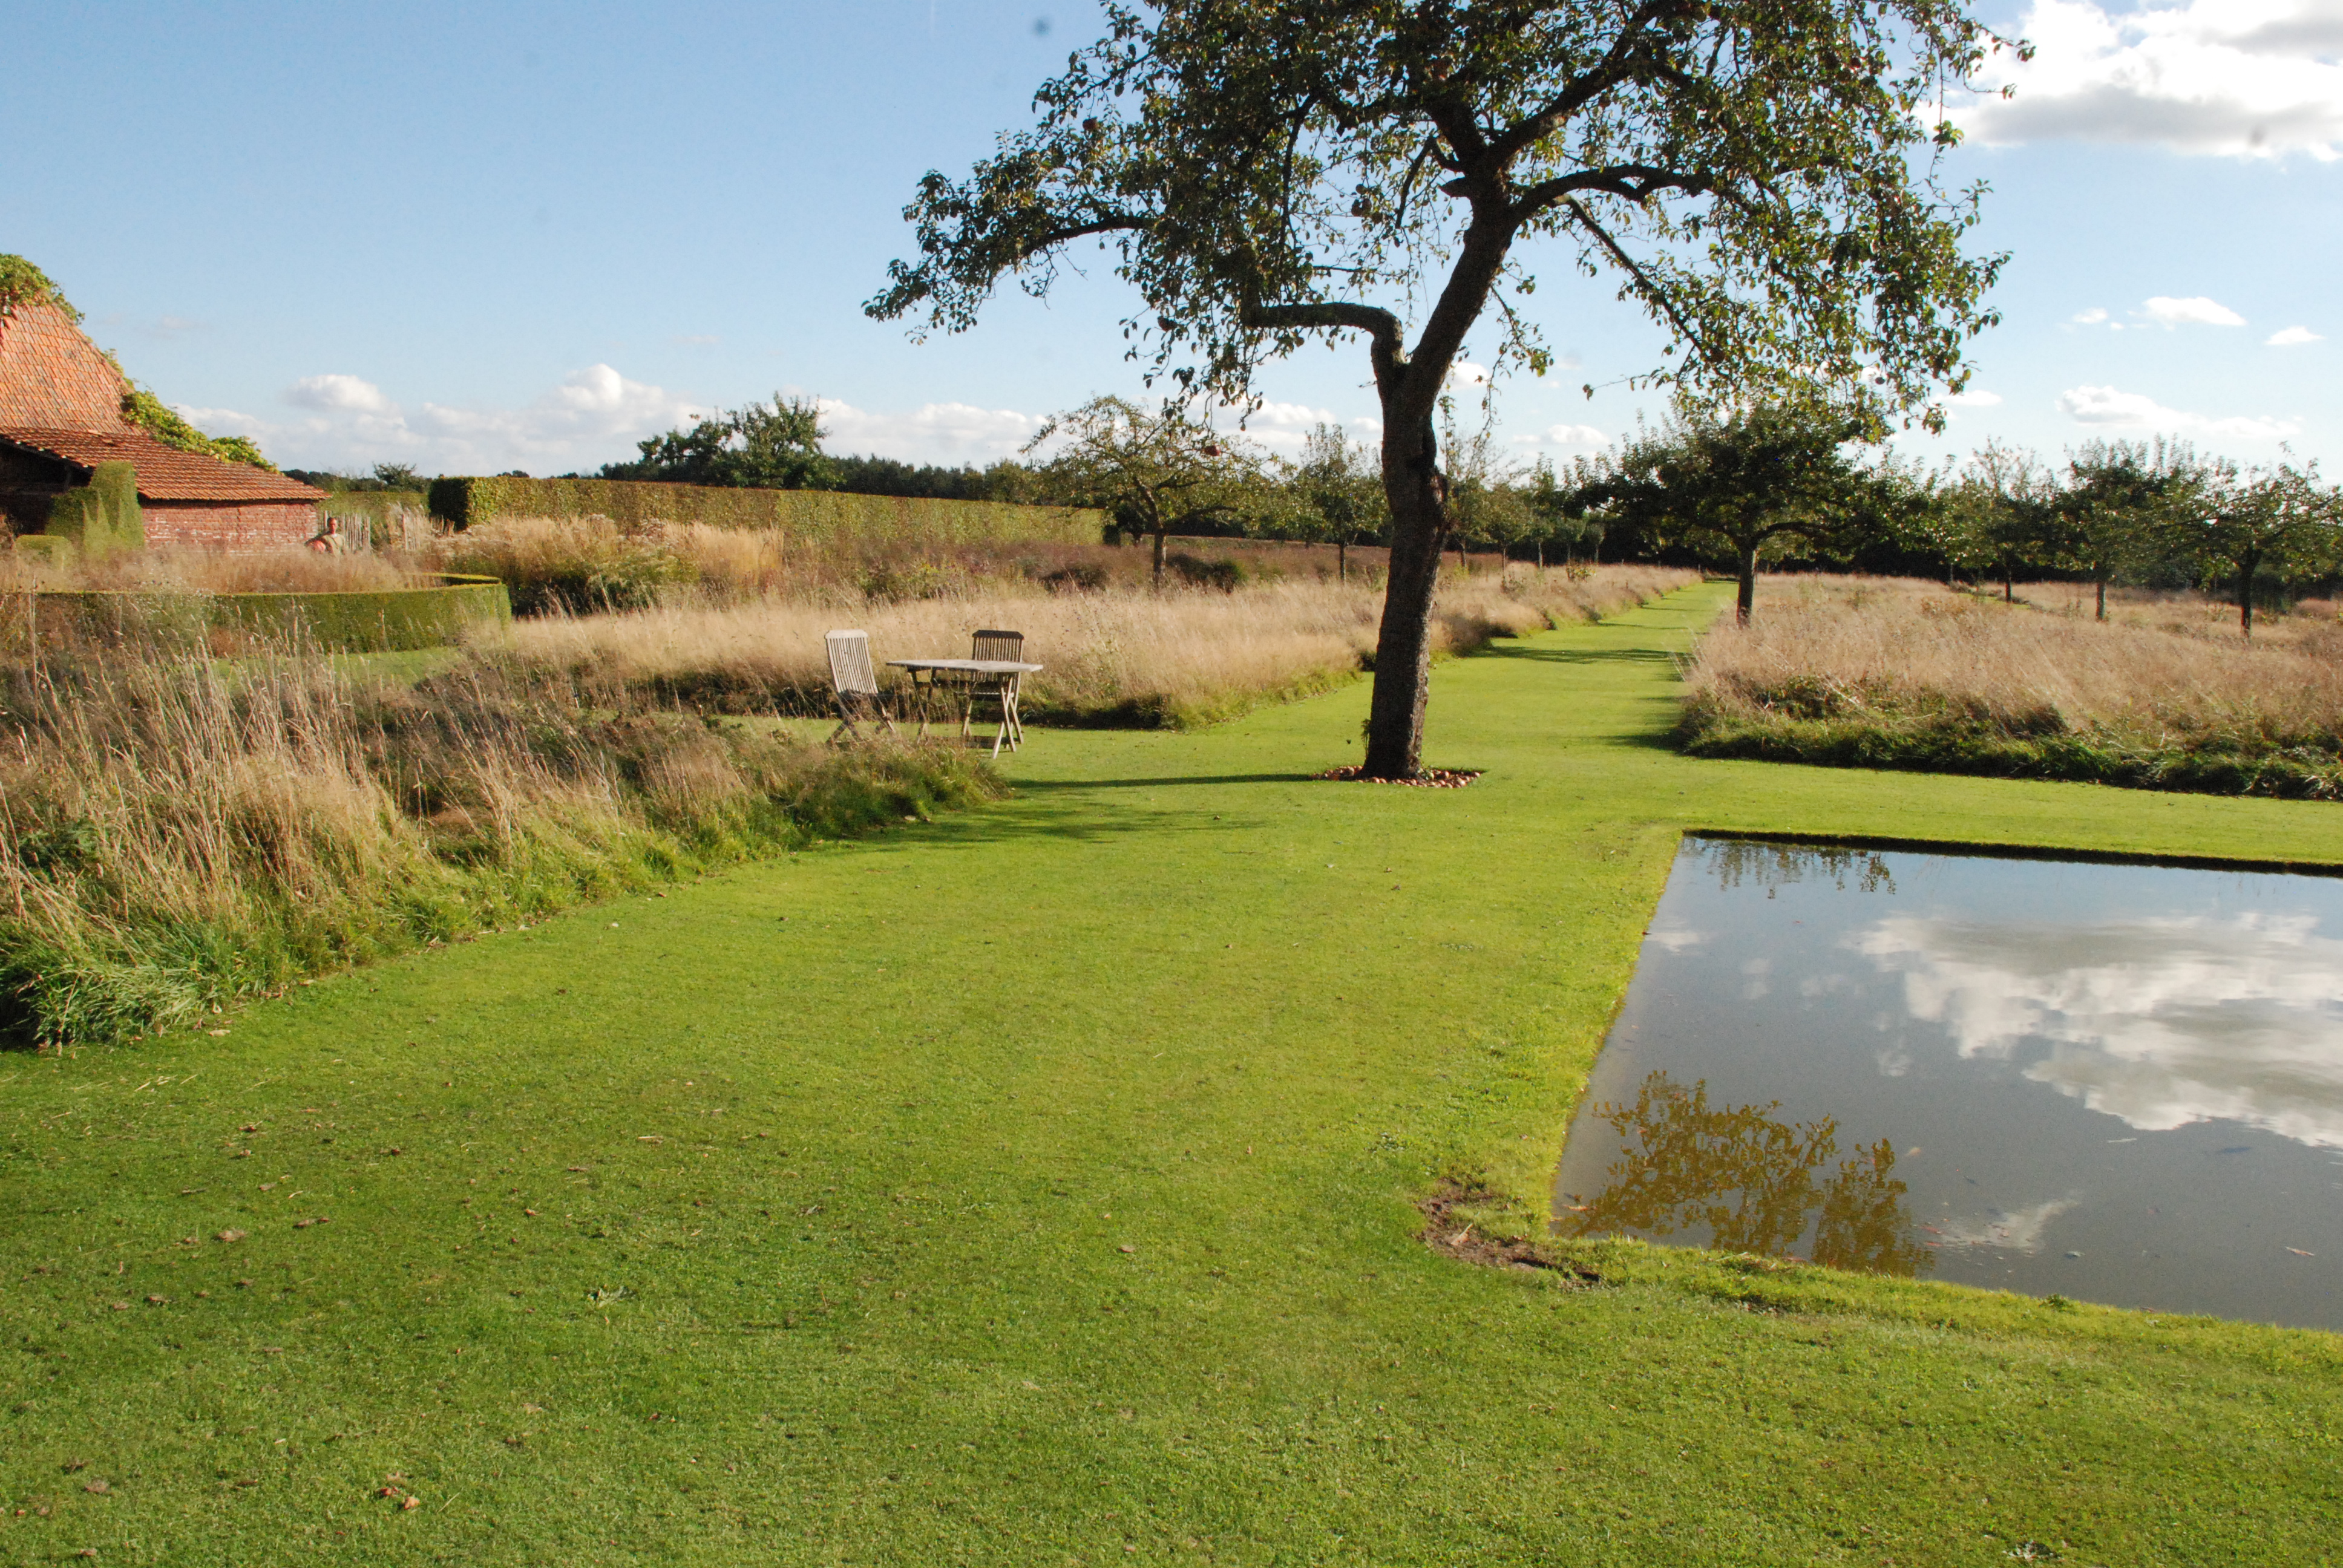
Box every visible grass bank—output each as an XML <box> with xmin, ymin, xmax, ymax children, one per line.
<box><xmin>1</xmin><ymin>581</ymin><xmax>2338</xmax><ymax>1564</ymax></box>
<box><xmin>1683</xmin><ymin>574</ymin><xmax>2343</xmax><ymax>798</ymax></box>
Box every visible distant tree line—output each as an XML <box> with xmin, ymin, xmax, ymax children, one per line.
<box><xmin>1553</xmin><ymin>404</ymin><xmax>2342</xmax><ymax>637</ymax></box>
<box><xmin>286</xmin><ymin>462</ymin><xmax>427</xmax><ymax>493</ymax></box>
<box><xmin>597</xmin><ymin>392</ymin><xmax>2343</xmax><ymax>635</ymax></box>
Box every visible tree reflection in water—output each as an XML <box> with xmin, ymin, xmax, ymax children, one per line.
<box><xmin>1561</xmin><ymin>1071</ymin><xmax>1933</xmax><ymax>1277</ymax></box>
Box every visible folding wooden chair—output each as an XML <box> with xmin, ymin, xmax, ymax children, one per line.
<box><xmin>824</xmin><ymin>630</ymin><xmax>897</xmax><ymax>743</ymax></box>
<box><xmin>962</xmin><ymin>628</ymin><xmax>1026</xmax><ymax>756</ymax></box>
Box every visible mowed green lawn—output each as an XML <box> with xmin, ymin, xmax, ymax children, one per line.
<box><xmin>4</xmin><ymin>581</ymin><xmax>2339</xmax><ymax>1566</ymax></box>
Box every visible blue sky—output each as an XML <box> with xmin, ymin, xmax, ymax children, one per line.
<box><xmin>5</xmin><ymin>1</ymin><xmax>2340</xmax><ymax>479</ymax></box>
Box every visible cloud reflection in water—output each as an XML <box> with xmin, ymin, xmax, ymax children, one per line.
<box><xmin>1853</xmin><ymin>912</ymin><xmax>2343</xmax><ymax>1148</ymax></box>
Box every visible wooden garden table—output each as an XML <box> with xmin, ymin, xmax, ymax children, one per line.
<box><xmin>887</xmin><ymin>658</ymin><xmax>1043</xmax><ymax>755</ymax></box>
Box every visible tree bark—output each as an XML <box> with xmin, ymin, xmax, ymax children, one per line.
<box><xmin>1737</xmin><ymin>540</ymin><xmax>1758</xmax><ymax>626</ymax></box>
<box><xmin>1350</xmin><ymin>194</ymin><xmax>1515</xmax><ymax>779</ymax></box>
<box><xmin>2096</xmin><ymin>575</ymin><xmax>2106</xmax><ymax>621</ymax></box>
<box><xmin>1152</xmin><ymin>529</ymin><xmax>1166</xmax><ymax>589</ymax></box>
<box><xmin>2240</xmin><ymin>550</ymin><xmax>2258</xmax><ymax>638</ymax></box>
<box><xmin>1336</xmin><ymin>539</ymin><xmax>1346</xmax><ymax>583</ymax></box>
<box><xmin>1362</xmin><ymin>411</ymin><xmax>1447</xmax><ymax>779</ymax></box>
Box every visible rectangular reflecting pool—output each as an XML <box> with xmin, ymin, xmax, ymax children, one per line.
<box><xmin>1553</xmin><ymin>835</ymin><xmax>2343</xmax><ymax>1330</ymax></box>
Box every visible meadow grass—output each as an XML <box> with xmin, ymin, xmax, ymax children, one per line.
<box><xmin>1</xmin><ymin>583</ymin><xmax>2338</xmax><ymax>1563</ymax></box>
<box><xmin>0</xmin><ymin>648</ymin><xmax>997</xmax><ymax>1047</ymax></box>
<box><xmin>2</xmin><ymin>546</ymin><xmax>437</xmax><ymax>596</ymax></box>
<box><xmin>1683</xmin><ymin>573</ymin><xmax>2343</xmax><ymax>797</ymax></box>
<box><xmin>500</xmin><ymin>562</ymin><xmax>1696</xmax><ymax>728</ymax></box>
<box><xmin>433</xmin><ymin>514</ymin><xmax>1417</xmax><ymax>612</ymax></box>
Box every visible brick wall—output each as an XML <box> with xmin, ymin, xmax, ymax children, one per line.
<box><xmin>0</xmin><ymin>302</ymin><xmax>131</xmax><ymax>430</ymax></box>
<box><xmin>143</xmin><ymin>501</ymin><xmax>322</xmax><ymax>552</ymax></box>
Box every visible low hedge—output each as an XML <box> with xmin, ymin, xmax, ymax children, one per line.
<box><xmin>426</xmin><ymin>474</ymin><xmax>1105</xmax><ymax>547</ymax></box>
<box><xmin>1679</xmin><ymin>700</ymin><xmax>2343</xmax><ymax>801</ymax></box>
<box><xmin>28</xmin><ymin>573</ymin><xmax>512</xmax><ymax>653</ymax></box>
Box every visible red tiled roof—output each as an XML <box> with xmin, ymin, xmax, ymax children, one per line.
<box><xmin>0</xmin><ymin>426</ymin><xmax>324</xmax><ymax>503</ymax></box>
<box><xmin>0</xmin><ymin>302</ymin><xmax>135</xmax><ymax>430</ymax></box>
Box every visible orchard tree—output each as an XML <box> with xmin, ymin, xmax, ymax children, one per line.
<box><xmin>870</xmin><ymin>1</ymin><xmax>2013</xmax><ymax>777</ymax></box>
<box><xmin>1285</xmin><ymin>421</ymin><xmax>1389</xmax><ymax>580</ymax></box>
<box><xmin>1030</xmin><ymin>396</ymin><xmax>1263</xmax><ymax>584</ymax></box>
<box><xmin>1948</xmin><ymin>438</ymin><xmax>2053</xmax><ymax>601</ymax></box>
<box><xmin>1568</xmin><ymin>403</ymin><xmax>1883</xmax><ymax>623</ymax></box>
<box><xmin>1438</xmin><ymin>410</ymin><xmax>1538</xmax><ymax>570</ymax></box>
<box><xmin>2050</xmin><ymin>438</ymin><xmax>2196</xmax><ymax>621</ymax></box>
<box><xmin>2180</xmin><ymin>459</ymin><xmax>2340</xmax><ymax>639</ymax></box>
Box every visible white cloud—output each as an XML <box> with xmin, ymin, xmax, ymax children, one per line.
<box><xmin>286</xmin><ymin>373</ymin><xmax>395</xmax><ymax>414</ymax></box>
<box><xmin>1944</xmin><ymin>388</ymin><xmax>2004</xmax><ymax>407</ymax></box>
<box><xmin>1957</xmin><ymin>1</ymin><xmax>2343</xmax><ymax>160</ymax></box>
<box><xmin>1447</xmin><ymin>361</ymin><xmax>1490</xmax><ymax>388</ymax></box>
<box><xmin>2056</xmin><ymin>383</ymin><xmax>2301</xmax><ymax>441</ymax></box>
<box><xmin>1225</xmin><ymin>400</ymin><xmax>1353</xmax><ymax>454</ymax></box>
<box><xmin>194</xmin><ymin>372</ymin><xmax>1366</xmax><ymax>475</ymax></box>
<box><xmin>814</xmin><ymin>396</ymin><xmax>1043</xmax><ymax>464</ymax></box>
<box><xmin>1508</xmin><ymin>422</ymin><xmax>1610</xmax><ymax>448</ymax></box>
<box><xmin>2072</xmin><ymin>307</ymin><xmax>2111</xmax><ymax>325</ymax></box>
<box><xmin>1854</xmin><ymin>910</ymin><xmax>2343</xmax><ymax>1149</ymax></box>
<box><xmin>2141</xmin><ymin>295</ymin><xmax>2247</xmax><ymax>327</ymax></box>
<box><xmin>2269</xmin><ymin>324</ymin><xmax>2325</xmax><ymax>345</ymax></box>
<box><xmin>178</xmin><ymin>364</ymin><xmax>713</xmax><ymax>475</ymax></box>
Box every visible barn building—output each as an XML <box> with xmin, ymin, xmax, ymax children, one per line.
<box><xmin>0</xmin><ymin>298</ymin><xmax>322</xmax><ymax>550</ymax></box>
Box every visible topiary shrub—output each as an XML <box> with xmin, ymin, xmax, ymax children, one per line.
<box><xmin>11</xmin><ymin>534</ymin><xmax>73</xmax><ymax>571</ymax></box>
<box><xmin>45</xmin><ymin>463</ymin><xmax>146</xmax><ymax>560</ymax></box>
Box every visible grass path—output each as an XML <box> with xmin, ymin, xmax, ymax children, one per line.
<box><xmin>4</xmin><ymin>582</ymin><xmax>2339</xmax><ymax>1565</ymax></box>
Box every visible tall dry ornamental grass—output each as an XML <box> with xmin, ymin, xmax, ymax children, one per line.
<box><xmin>1682</xmin><ymin>575</ymin><xmax>2343</xmax><ymax>797</ymax></box>
<box><xmin>0</xmin><ymin>648</ymin><xmax>997</xmax><ymax>1045</ymax></box>
<box><xmin>499</xmin><ymin>563</ymin><xmax>1697</xmax><ymax>728</ymax></box>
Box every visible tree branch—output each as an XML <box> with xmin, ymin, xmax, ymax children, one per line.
<box><xmin>1562</xmin><ymin>197</ymin><xmax>1715</xmax><ymax>366</ymax></box>
<box><xmin>1512</xmin><ymin>165</ymin><xmax>1713</xmax><ymax>224</ymax></box>
<box><xmin>1484</xmin><ymin>0</ymin><xmax>1686</xmax><ymax>168</ymax></box>
<box><xmin>1242</xmin><ymin>301</ymin><xmax>1404</xmax><ymax>384</ymax></box>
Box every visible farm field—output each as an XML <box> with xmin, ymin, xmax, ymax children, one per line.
<box><xmin>3</xmin><ymin>581</ymin><xmax>2340</xmax><ymax>1565</ymax></box>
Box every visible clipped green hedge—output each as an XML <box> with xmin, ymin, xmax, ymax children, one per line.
<box><xmin>30</xmin><ymin>574</ymin><xmax>512</xmax><ymax>654</ymax></box>
<box><xmin>427</xmin><ymin>474</ymin><xmax>1105</xmax><ymax>547</ymax></box>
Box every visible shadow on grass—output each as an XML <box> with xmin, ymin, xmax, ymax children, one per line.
<box><xmin>1476</xmin><ymin>643</ymin><xmax>1683</xmax><ymax>666</ymax></box>
<box><xmin>1008</xmin><ymin>772</ymin><xmax>1324</xmax><ymax>791</ymax></box>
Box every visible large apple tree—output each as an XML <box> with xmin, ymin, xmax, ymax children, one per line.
<box><xmin>869</xmin><ymin>1</ymin><xmax>2013</xmax><ymax>777</ymax></box>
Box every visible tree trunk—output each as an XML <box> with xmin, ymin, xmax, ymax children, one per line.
<box><xmin>1152</xmin><ymin>529</ymin><xmax>1166</xmax><ymax>589</ymax></box>
<box><xmin>1336</xmin><ymin>539</ymin><xmax>1347</xmax><ymax>583</ymax></box>
<box><xmin>1737</xmin><ymin>541</ymin><xmax>1758</xmax><ymax>626</ymax></box>
<box><xmin>2240</xmin><ymin>550</ymin><xmax>2258</xmax><ymax>639</ymax></box>
<box><xmin>1362</xmin><ymin>413</ymin><xmax>1447</xmax><ymax>779</ymax></box>
<box><xmin>2096</xmin><ymin>575</ymin><xmax>2107</xmax><ymax>621</ymax></box>
<box><xmin>2003</xmin><ymin>563</ymin><xmax>2013</xmax><ymax>603</ymax></box>
<box><xmin>1535</xmin><ymin>540</ymin><xmax>1544</xmax><ymax>570</ymax></box>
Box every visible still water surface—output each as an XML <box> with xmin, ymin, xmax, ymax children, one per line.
<box><xmin>1552</xmin><ymin>837</ymin><xmax>2343</xmax><ymax>1329</ymax></box>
